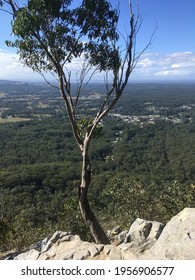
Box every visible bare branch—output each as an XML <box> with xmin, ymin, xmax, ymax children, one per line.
<box><xmin>2</xmin><ymin>0</ymin><xmax>17</xmax><ymax>14</ymax></box>
<box><xmin>74</xmin><ymin>59</ymin><xmax>98</xmax><ymax>110</ymax></box>
<box><xmin>0</xmin><ymin>7</ymin><xmax>13</xmax><ymax>15</ymax></box>
<box><xmin>86</xmin><ymin>0</ymin><xmax>157</xmax><ymax>142</ymax></box>
<box><xmin>58</xmin><ymin>73</ymin><xmax>83</xmax><ymax>148</ymax></box>
<box><xmin>33</xmin><ymin>70</ymin><xmax>59</xmax><ymax>90</ymax></box>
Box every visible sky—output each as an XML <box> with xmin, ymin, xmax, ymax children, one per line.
<box><xmin>0</xmin><ymin>0</ymin><xmax>195</xmax><ymax>82</ymax></box>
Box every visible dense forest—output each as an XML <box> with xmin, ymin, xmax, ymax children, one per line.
<box><xmin>0</xmin><ymin>81</ymin><xmax>195</xmax><ymax>251</ymax></box>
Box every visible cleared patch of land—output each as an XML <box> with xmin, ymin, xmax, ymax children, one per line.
<box><xmin>0</xmin><ymin>92</ymin><xmax>6</xmax><ymax>98</ymax></box>
<box><xmin>0</xmin><ymin>117</ymin><xmax>31</xmax><ymax>124</ymax></box>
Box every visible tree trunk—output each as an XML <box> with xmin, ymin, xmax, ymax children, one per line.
<box><xmin>78</xmin><ymin>148</ymin><xmax>110</xmax><ymax>244</ymax></box>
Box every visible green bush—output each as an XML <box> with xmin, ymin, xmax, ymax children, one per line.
<box><xmin>99</xmin><ymin>177</ymin><xmax>195</xmax><ymax>229</ymax></box>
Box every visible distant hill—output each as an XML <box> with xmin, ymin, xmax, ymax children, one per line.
<box><xmin>0</xmin><ymin>80</ymin><xmax>28</xmax><ymax>85</ymax></box>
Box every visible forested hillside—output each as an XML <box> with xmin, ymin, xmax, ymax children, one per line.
<box><xmin>0</xmin><ymin>81</ymin><xmax>195</xmax><ymax>251</ymax></box>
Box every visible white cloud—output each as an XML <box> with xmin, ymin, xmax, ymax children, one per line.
<box><xmin>0</xmin><ymin>51</ymin><xmax>39</xmax><ymax>81</ymax></box>
<box><xmin>171</xmin><ymin>64</ymin><xmax>180</xmax><ymax>69</ymax></box>
<box><xmin>138</xmin><ymin>58</ymin><xmax>154</xmax><ymax>68</ymax></box>
<box><xmin>133</xmin><ymin>52</ymin><xmax>195</xmax><ymax>80</ymax></box>
<box><xmin>0</xmin><ymin>51</ymin><xmax>91</xmax><ymax>82</ymax></box>
<box><xmin>0</xmin><ymin>50</ymin><xmax>195</xmax><ymax>82</ymax></box>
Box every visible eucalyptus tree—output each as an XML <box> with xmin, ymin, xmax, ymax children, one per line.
<box><xmin>0</xmin><ymin>0</ymin><xmax>154</xmax><ymax>244</ymax></box>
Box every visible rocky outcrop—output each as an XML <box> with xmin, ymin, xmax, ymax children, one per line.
<box><xmin>13</xmin><ymin>231</ymin><xmax>136</xmax><ymax>260</ymax></box>
<box><xmin>1</xmin><ymin>208</ymin><xmax>195</xmax><ymax>260</ymax></box>
<box><xmin>107</xmin><ymin>219</ymin><xmax>164</xmax><ymax>257</ymax></box>
<box><xmin>124</xmin><ymin>218</ymin><xmax>164</xmax><ymax>244</ymax></box>
<box><xmin>141</xmin><ymin>208</ymin><xmax>195</xmax><ymax>259</ymax></box>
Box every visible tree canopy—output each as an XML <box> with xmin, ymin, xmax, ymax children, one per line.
<box><xmin>5</xmin><ymin>0</ymin><xmax>119</xmax><ymax>73</ymax></box>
